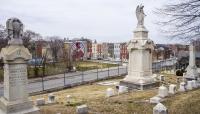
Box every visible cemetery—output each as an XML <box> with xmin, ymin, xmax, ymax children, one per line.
<box><xmin>0</xmin><ymin>0</ymin><xmax>200</xmax><ymax>114</ymax></box>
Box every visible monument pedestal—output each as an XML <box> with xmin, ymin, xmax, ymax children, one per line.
<box><xmin>0</xmin><ymin>97</ymin><xmax>39</xmax><ymax>114</ymax></box>
<box><xmin>184</xmin><ymin>44</ymin><xmax>199</xmax><ymax>80</ymax></box>
<box><xmin>120</xmin><ymin>25</ymin><xmax>158</xmax><ymax>90</ymax></box>
<box><xmin>0</xmin><ymin>45</ymin><xmax>40</xmax><ymax>114</ymax></box>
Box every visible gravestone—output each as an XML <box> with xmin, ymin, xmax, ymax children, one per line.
<box><xmin>106</xmin><ymin>88</ymin><xmax>115</xmax><ymax>97</ymax></box>
<box><xmin>153</xmin><ymin>103</ymin><xmax>168</xmax><ymax>114</ymax></box>
<box><xmin>168</xmin><ymin>84</ymin><xmax>176</xmax><ymax>94</ymax></box>
<box><xmin>48</xmin><ymin>93</ymin><xmax>55</xmax><ymax>103</ymax></box>
<box><xmin>150</xmin><ymin>96</ymin><xmax>163</xmax><ymax>104</ymax></box>
<box><xmin>76</xmin><ymin>104</ymin><xmax>88</xmax><ymax>114</ymax></box>
<box><xmin>118</xmin><ymin>85</ymin><xmax>128</xmax><ymax>94</ymax></box>
<box><xmin>158</xmin><ymin>85</ymin><xmax>168</xmax><ymax>98</ymax></box>
<box><xmin>186</xmin><ymin>81</ymin><xmax>193</xmax><ymax>90</ymax></box>
<box><xmin>159</xmin><ymin>75</ymin><xmax>165</xmax><ymax>81</ymax></box>
<box><xmin>178</xmin><ymin>82</ymin><xmax>186</xmax><ymax>92</ymax></box>
<box><xmin>191</xmin><ymin>80</ymin><xmax>197</xmax><ymax>88</ymax></box>
<box><xmin>35</xmin><ymin>98</ymin><xmax>45</xmax><ymax>106</ymax></box>
<box><xmin>0</xmin><ymin>18</ymin><xmax>40</xmax><ymax>114</ymax></box>
<box><xmin>120</xmin><ymin>5</ymin><xmax>158</xmax><ymax>90</ymax></box>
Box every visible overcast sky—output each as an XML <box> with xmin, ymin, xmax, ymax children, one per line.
<box><xmin>0</xmin><ymin>0</ymin><xmax>175</xmax><ymax>43</ymax></box>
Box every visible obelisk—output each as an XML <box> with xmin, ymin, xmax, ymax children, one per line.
<box><xmin>120</xmin><ymin>5</ymin><xmax>158</xmax><ymax>90</ymax></box>
<box><xmin>184</xmin><ymin>44</ymin><xmax>199</xmax><ymax>80</ymax></box>
<box><xmin>0</xmin><ymin>18</ymin><xmax>40</xmax><ymax>114</ymax></box>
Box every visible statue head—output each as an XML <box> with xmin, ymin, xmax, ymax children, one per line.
<box><xmin>6</xmin><ymin>18</ymin><xmax>23</xmax><ymax>39</ymax></box>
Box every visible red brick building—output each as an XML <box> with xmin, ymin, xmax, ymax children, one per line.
<box><xmin>120</xmin><ymin>42</ymin><xmax>128</xmax><ymax>62</ymax></box>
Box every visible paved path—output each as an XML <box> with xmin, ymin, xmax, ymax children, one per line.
<box><xmin>0</xmin><ymin>66</ymin><xmax>127</xmax><ymax>96</ymax></box>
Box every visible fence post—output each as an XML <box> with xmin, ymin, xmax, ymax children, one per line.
<box><xmin>108</xmin><ymin>66</ymin><xmax>109</xmax><ymax>77</ymax></box>
<box><xmin>97</xmin><ymin>67</ymin><xmax>99</xmax><ymax>80</ymax></box>
<box><xmin>118</xmin><ymin>63</ymin><xmax>119</xmax><ymax>76</ymax></box>
<box><xmin>81</xmin><ymin>69</ymin><xmax>84</xmax><ymax>83</ymax></box>
<box><xmin>64</xmin><ymin>71</ymin><xmax>66</xmax><ymax>86</ymax></box>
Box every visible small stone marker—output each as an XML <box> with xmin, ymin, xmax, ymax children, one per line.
<box><xmin>159</xmin><ymin>75</ymin><xmax>165</xmax><ymax>81</ymax></box>
<box><xmin>118</xmin><ymin>85</ymin><xmax>128</xmax><ymax>94</ymax></box>
<box><xmin>106</xmin><ymin>88</ymin><xmax>115</xmax><ymax>97</ymax></box>
<box><xmin>191</xmin><ymin>80</ymin><xmax>197</xmax><ymax>88</ymax></box>
<box><xmin>168</xmin><ymin>84</ymin><xmax>177</xmax><ymax>94</ymax></box>
<box><xmin>153</xmin><ymin>103</ymin><xmax>168</xmax><ymax>114</ymax></box>
<box><xmin>36</xmin><ymin>98</ymin><xmax>45</xmax><ymax>106</ymax></box>
<box><xmin>76</xmin><ymin>104</ymin><xmax>88</xmax><ymax>114</ymax></box>
<box><xmin>178</xmin><ymin>82</ymin><xmax>186</xmax><ymax>92</ymax></box>
<box><xmin>66</xmin><ymin>95</ymin><xmax>72</xmax><ymax>103</ymax></box>
<box><xmin>158</xmin><ymin>85</ymin><xmax>168</xmax><ymax>98</ymax></box>
<box><xmin>186</xmin><ymin>81</ymin><xmax>193</xmax><ymax>90</ymax></box>
<box><xmin>150</xmin><ymin>96</ymin><xmax>163</xmax><ymax>104</ymax></box>
<box><xmin>48</xmin><ymin>93</ymin><xmax>55</xmax><ymax>103</ymax></box>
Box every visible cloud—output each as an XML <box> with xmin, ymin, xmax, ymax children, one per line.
<box><xmin>0</xmin><ymin>0</ymin><xmax>171</xmax><ymax>43</ymax></box>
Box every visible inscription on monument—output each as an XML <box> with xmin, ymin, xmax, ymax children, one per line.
<box><xmin>8</xmin><ymin>64</ymin><xmax>27</xmax><ymax>87</ymax></box>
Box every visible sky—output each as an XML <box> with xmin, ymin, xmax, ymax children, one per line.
<box><xmin>0</xmin><ymin>0</ymin><xmax>175</xmax><ymax>44</ymax></box>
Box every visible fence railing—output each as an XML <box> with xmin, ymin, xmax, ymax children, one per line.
<box><xmin>27</xmin><ymin>65</ymin><xmax>128</xmax><ymax>94</ymax></box>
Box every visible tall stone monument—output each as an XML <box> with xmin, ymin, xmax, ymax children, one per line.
<box><xmin>184</xmin><ymin>44</ymin><xmax>199</xmax><ymax>80</ymax></box>
<box><xmin>0</xmin><ymin>18</ymin><xmax>40</xmax><ymax>114</ymax></box>
<box><xmin>120</xmin><ymin>5</ymin><xmax>158</xmax><ymax>90</ymax></box>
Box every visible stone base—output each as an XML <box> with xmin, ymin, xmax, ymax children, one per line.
<box><xmin>0</xmin><ymin>97</ymin><xmax>40</xmax><ymax>114</ymax></box>
<box><xmin>120</xmin><ymin>80</ymin><xmax>159</xmax><ymax>90</ymax></box>
<box><xmin>184</xmin><ymin>66</ymin><xmax>199</xmax><ymax>80</ymax></box>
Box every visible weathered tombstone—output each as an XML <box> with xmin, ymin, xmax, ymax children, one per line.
<box><xmin>48</xmin><ymin>93</ymin><xmax>55</xmax><ymax>103</ymax></box>
<box><xmin>178</xmin><ymin>82</ymin><xmax>186</xmax><ymax>92</ymax></box>
<box><xmin>76</xmin><ymin>104</ymin><xmax>88</xmax><ymax>114</ymax></box>
<box><xmin>168</xmin><ymin>84</ymin><xmax>177</xmax><ymax>94</ymax></box>
<box><xmin>158</xmin><ymin>85</ymin><xmax>168</xmax><ymax>98</ymax></box>
<box><xmin>186</xmin><ymin>81</ymin><xmax>193</xmax><ymax>90</ymax></box>
<box><xmin>153</xmin><ymin>103</ymin><xmax>168</xmax><ymax>114</ymax></box>
<box><xmin>150</xmin><ymin>96</ymin><xmax>163</xmax><ymax>104</ymax></box>
<box><xmin>191</xmin><ymin>80</ymin><xmax>197</xmax><ymax>88</ymax></box>
<box><xmin>0</xmin><ymin>18</ymin><xmax>40</xmax><ymax>114</ymax></box>
<box><xmin>106</xmin><ymin>88</ymin><xmax>115</xmax><ymax>97</ymax></box>
<box><xmin>35</xmin><ymin>98</ymin><xmax>45</xmax><ymax>106</ymax></box>
<box><xmin>120</xmin><ymin>5</ymin><xmax>158</xmax><ymax>90</ymax></box>
<box><xmin>118</xmin><ymin>85</ymin><xmax>128</xmax><ymax>94</ymax></box>
<box><xmin>159</xmin><ymin>75</ymin><xmax>165</xmax><ymax>81</ymax></box>
<box><xmin>66</xmin><ymin>95</ymin><xmax>72</xmax><ymax>104</ymax></box>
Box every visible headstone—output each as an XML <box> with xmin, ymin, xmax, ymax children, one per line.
<box><xmin>191</xmin><ymin>80</ymin><xmax>197</xmax><ymax>88</ymax></box>
<box><xmin>35</xmin><ymin>98</ymin><xmax>45</xmax><ymax>106</ymax></box>
<box><xmin>186</xmin><ymin>81</ymin><xmax>193</xmax><ymax>90</ymax></box>
<box><xmin>178</xmin><ymin>82</ymin><xmax>186</xmax><ymax>92</ymax></box>
<box><xmin>120</xmin><ymin>5</ymin><xmax>158</xmax><ymax>90</ymax></box>
<box><xmin>168</xmin><ymin>84</ymin><xmax>177</xmax><ymax>94</ymax></box>
<box><xmin>153</xmin><ymin>103</ymin><xmax>168</xmax><ymax>114</ymax></box>
<box><xmin>48</xmin><ymin>93</ymin><xmax>55</xmax><ymax>103</ymax></box>
<box><xmin>150</xmin><ymin>96</ymin><xmax>163</xmax><ymax>104</ymax></box>
<box><xmin>106</xmin><ymin>88</ymin><xmax>115</xmax><ymax>97</ymax></box>
<box><xmin>66</xmin><ymin>95</ymin><xmax>72</xmax><ymax>104</ymax></box>
<box><xmin>184</xmin><ymin>44</ymin><xmax>199</xmax><ymax>80</ymax></box>
<box><xmin>118</xmin><ymin>85</ymin><xmax>128</xmax><ymax>94</ymax></box>
<box><xmin>76</xmin><ymin>104</ymin><xmax>88</xmax><ymax>114</ymax></box>
<box><xmin>0</xmin><ymin>18</ymin><xmax>40</xmax><ymax>114</ymax></box>
<box><xmin>158</xmin><ymin>85</ymin><xmax>168</xmax><ymax>98</ymax></box>
<box><xmin>159</xmin><ymin>75</ymin><xmax>165</xmax><ymax>81</ymax></box>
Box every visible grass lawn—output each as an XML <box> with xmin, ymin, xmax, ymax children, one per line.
<box><xmin>31</xmin><ymin>74</ymin><xmax>200</xmax><ymax>114</ymax></box>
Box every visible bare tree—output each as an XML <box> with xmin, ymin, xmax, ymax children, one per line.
<box><xmin>47</xmin><ymin>36</ymin><xmax>63</xmax><ymax>62</ymax></box>
<box><xmin>155</xmin><ymin>0</ymin><xmax>200</xmax><ymax>42</ymax></box>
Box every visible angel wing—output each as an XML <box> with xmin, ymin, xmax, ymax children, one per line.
<box><xmin>136</xmin><ymin>5</ymin><xmax>140</xmax><ymax>21</ymax></box>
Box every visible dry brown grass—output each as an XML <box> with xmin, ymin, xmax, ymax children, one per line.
<box><xmin>31</xmin><ymin>75</ymin><xmax>200</xmax><ymax>114</ymax></box>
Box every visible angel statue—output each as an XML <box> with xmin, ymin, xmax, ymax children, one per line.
<box><xmin>6</xmin><ymin>18</ymin><xmax>23</xmax><ymax>44</ymax></box>
<box><xmin>136</xmin><ymin>5</ymin><xmax>146</xmax><ymax>26</ymax></box>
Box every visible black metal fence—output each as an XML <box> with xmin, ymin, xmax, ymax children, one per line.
<box><xmin>27</xmin><ymin>65</ymin><xmax>128</xmax><ymax>94</ymax></box>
